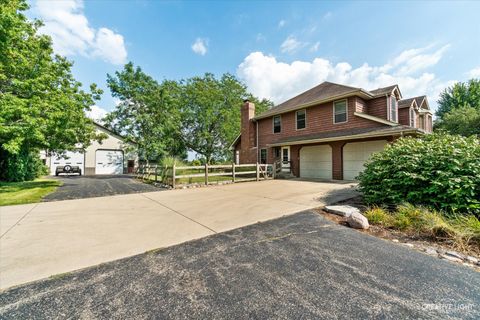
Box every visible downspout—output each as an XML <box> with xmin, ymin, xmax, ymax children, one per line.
<box><xmin>256</xmin><ymin>120</ymin><xmax>259</xmax><ymax>163</ymax></box>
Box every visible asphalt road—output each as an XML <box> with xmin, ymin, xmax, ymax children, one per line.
<box><xmin>0</xmin><ymin>211</ymin><xmax>478</xmax><ymax>319</ymax></box>
<box><xmin>42</xmin><ymin>175</ymin><xmax>161</xmax><ymax>201</ymax></box>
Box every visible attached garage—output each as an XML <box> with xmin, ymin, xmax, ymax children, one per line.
<box><xmin>50</xmin><ymin>151</ymin><xmax>85</xmax><ymax>175</ymax></box>
<box><xmin>95</xmin><ymin>150</ymin><xmax>124</xmax><ymax>175</ymax></box>
<box><xmin>343</xmin><ymin>140</ymin><xmax>388</xmax><ymax>180</ymax></box>
<box><xmin>299</xmin><ymin>145</ymin><xmax>332</xmax><ymax>179</ymax></box>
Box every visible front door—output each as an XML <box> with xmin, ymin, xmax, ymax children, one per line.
<box><xmin>281</xmin><ymin>146</ymin><xmax>290</xmax><ymax>172</ymax></box>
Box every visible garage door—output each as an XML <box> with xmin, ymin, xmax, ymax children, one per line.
<box><xmin>50</xmin><ymin>151</ymin><xmax>85</xmax><ymax>175</ymax></box>
<box><xmin>95</xmin><ymin>150</ymin><xmax>124</xmax><ymax>175</ymax></box>
<box><xmin>343</xmin><ymin>140</ymin><xmax>388</xmax><ymax>180</ymax></box>
<box><xmin>300</xmin><ymin>145</ymin><xmax>332</xmax><ymax>179</ymax></box>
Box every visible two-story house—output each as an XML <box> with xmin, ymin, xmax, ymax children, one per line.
<box><xmin>231</xmin><ymin>81</ymin><xmax>432</xmax><ymax>180</ymax></box>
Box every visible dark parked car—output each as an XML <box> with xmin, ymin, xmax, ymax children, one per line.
<box><xmin>55</xmin><ymin>165</ymin><xmax>82</xmax><ymax>176</ymax></box>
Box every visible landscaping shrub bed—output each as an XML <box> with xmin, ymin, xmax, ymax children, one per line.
<box><xmin>358</xmin><ymin>133</ymin><xmax>480</xmax><ymax>217</ymax></box>
<box><xmin>364</xmin><ymin>204</ymin><xmax>480</xmax><ymax>251</ymax></box>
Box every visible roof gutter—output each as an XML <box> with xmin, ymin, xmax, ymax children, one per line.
<box><xmin>266</xmin><ymin>128</ymin><xmax>421</xmax><ymax>147</ymax></box>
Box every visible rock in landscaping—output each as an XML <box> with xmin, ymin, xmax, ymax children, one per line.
<box><xmin>347</xmin><ymin>212</ymin><xmax>369</xmax><ymax>229</ymax></box>
<box><xmin>324</xmin><ymin>205</ymin><xmax>360</xmax><ymax>218</ymax></box>
<box><xmin>440</xmin><ymin>254</ymin><xmax>463</xmax><ymax>264</ymax></box>
<box><xmin>465</xmin><ymin>256</ymin><xmax>478</xmax><ymax>264</ymax></box>
<box><xmin>445</xmin><ymin>250</ymin><xmax>465</xmax><ymax>260</ymax></box>
<box><xmin>424</xmin><ymin>247</ymin><xmax>438</xmax><ymax>256</ymax></box>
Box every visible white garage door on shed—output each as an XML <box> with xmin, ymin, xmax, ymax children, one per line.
<box><xmin>300</xmin><ymin>145</ymin><xmax>332</xmax><ymax>179</ymax></box>
<box><xmin>343</xmin><ymin>140</ymin><xmax>388</xmax><ymax>180</ymax></box>
<box><xmin>50</xmin><ymin>151</ymin><xmax>85</xmax><ymax>175</ymax></box>
<box><xmin>95</xmin><ymin>150</ymin><xmax>124</xmax><ymax>175</ymax></box>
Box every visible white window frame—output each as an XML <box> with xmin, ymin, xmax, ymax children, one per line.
<box><xmin>409</xmin><ymin>107</ymin><xmax>416</xmax><ymax>127</ymax></box>
<box><xmin>273</xmin><ymin>115</ymin><xmax>282</xmax><ymax>134</ymax></box>
<box><xmin>295</xmin><ymin>109</ymin><xmax>307</xmax><ymax>130</ymax></box>
<box><xmin>333</xmin><ymin>99</ymin><xmax>348</xmax><ymax>124</ymax></box>
<box><xmin>389</xmin><ymin>95</ymin><xmax>398</xmax><ymax>122</ymax></box>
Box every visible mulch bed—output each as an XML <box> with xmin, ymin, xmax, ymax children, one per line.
<box><xmin>315</xmin><ymin>196</ymin><xmax>480</xmax><ymax>259</ymax></box>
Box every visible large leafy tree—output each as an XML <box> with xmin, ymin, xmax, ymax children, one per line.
<box><xmin>435</xmin><ymin>79</ymin><xmax>480</xmax><ymax>136</ymax></box>
<box><xmin>104</xmin><ymin>63</ymin><xmax>186</xmax><ymax>161</ymax></box>
<box><xmin>436</xmin><ymin>79</ymin><xmax>480</xmax><ymax>118</ymax></box>
<box><xmin>179</xmin><ymin>73</ymin><xmax>272</xmax><ymax>163</ymax></box>
<box><xmin>0</xmin><ymin>0</ymin><xmax>104</xmax><ymax>181</ymax></box>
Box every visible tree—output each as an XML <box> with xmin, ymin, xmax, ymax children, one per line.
<box><xmin>436</xmin><ymin>79</ymin><xmax>480</xmax><ymax>118</ymax></box>
<box><xmin>436</xmin><ymin>106</ymin><xmax>480</xmax><ymax>136</ymax></box>
<box><xmin>179</xmin><ymin>73</ymin><xmax>272</xmax><ymax>163</ymax></box>
<box><xmin>0</xmin><ymin>0</ymin><xmax>104</xmax><ymax>181</ymax></box>
<box><xmin>104</xmin><ymin>63</ymin><xmax>186</xmax><ymax>161</ymax></box>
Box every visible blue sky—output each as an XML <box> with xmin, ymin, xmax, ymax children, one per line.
<box><xmin>29</xmin><ymin>0</ymin><xmax>480</xmax><ymax>120</ymax></box>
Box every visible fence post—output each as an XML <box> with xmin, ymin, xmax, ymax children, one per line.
<box><xmin>154</xmin><ymin>165</ymin><xmax>158</xmax><ymax>182</ymax></box>
<box><xmin>172</xmin><ymin>164</ymin><xmax>176</xmax><ymax>189</ymax></box>
<box><xmin>232</xmin><ymin>163</ymin><xmax>236</xmax><ymax>183</ymax></box>
<box><xmin>205</xmin><ymin>163</ymin><xmax>209</xmax><ymax>185</ymax></box>
<box><xmin>256</xmin><ymin>162</ymin><xmax>260</xmax><ymax>181</ymax></box>
<box><xmin>272</xmin><ymin>162</ymin><xmax>276</xmax><ymax>179</ymax></box>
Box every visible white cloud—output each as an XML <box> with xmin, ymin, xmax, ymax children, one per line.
<box><xmin>278</xmin><ymin>19</ymin><xmax>286</xmax><ymax>28</ymax></box>
<box><xmin>468</xmin><ymin>66</ymin><xmax>480</xmax><ymax>78</ymax></box>
<box><xmin>191</xmin><ymin>38</ymin><xmax>208</xmax><ymax>56</ymax></box>
<box><xmin>237</xmin><ymin>45</ymin><xmax>453</xmax><ymax>110</ymax></box>
<box><xmin>34</xmin><ymin>0</ymin><xmax>127</xmax><ymax>65</ymax></box>
<box><xmin>86</xmin><ymin>105</ymin><xmax>108</xmax><ymax>123</ymax></box>
<box><xmin>280</xmin><ymin>36</ymin><xmax>304</xmax><ymax>54</ymax></box>
<box><xmin>310</xmin><ymin>42</ymin><xmax>320</xmax><ymax>52</ymax></box>
<box><xmin>323</xmin><ymin>12</ymin><xmax>332</xmax><ymax>20</ymax></box>
<box><xmin>256</xmin><ymin>33</ymin><xmax>266</xmax><ymax>42</ymax></box>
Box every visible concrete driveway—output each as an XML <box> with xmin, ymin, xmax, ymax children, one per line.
<box><xmin>0</xmin><ymin>179</ymin><xmax>356</xmax><ymax>289</ymax></box>
<box><xmin>42</xmin><ymin>175</ymin><xmax>161</xmax><ymax>201</ymax></box>
<box><xmin>1</xmin><ymin>212</ymin><xmax>478</xmax><ymax>319</ymax></box>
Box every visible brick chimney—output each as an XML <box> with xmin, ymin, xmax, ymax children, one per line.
<box><xmin>240</xmin><ymin>100</ymin><xmax>257</xmax><ymax>163</ymax></box>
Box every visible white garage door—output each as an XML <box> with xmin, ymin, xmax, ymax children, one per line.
<box><xmin>95</xmin><ymin>150</ymin><xmax>124</xmax><ymax>175</ymax></box>
<box><xmin>50</xmin><ymin>151</ymin><xmax>85</xmax><ymax>175</ymax></box>
<box><xmin>343</xmin><ymin>140</ymin><xmax>388</xmax><ymax>180</ymax></box>
<box><xmin>300</xmin><ymin>145</ymin><xmax>332</xmax><ymax>179</ymax></box>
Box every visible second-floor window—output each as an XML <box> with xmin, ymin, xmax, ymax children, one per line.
<box><xmin>409</xmin><ymin>108</ymin><xmax>415</xmax><ymax>127</ymax></box>
<box><xmin>390</xmin><ymin>96</ymin><xmax>397</xmax><ymax>122</ymax></box>
<box><xmin>333</xmin><ymin>100</ymin><xmax>347</xmax><ymax>123</ymax></box>
<box><xmin>273</xmin><ymin>115</ymin><xmax>281</xmax><ymax>133</ymax></box>
<box><xmin>296</xmin><ymin>109</ymin><xmax>306</xmax><ymax>130</ymax></box>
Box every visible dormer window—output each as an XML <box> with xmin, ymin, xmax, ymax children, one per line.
<box><xmin>409</xmin><ymin>108</ymin><xmax>415</xmax><ymax>127</ymax></box>
<box><xmin>390</xmin><ymin>95</ymin><xmax>397</xmax><ymax>122</ymax></box>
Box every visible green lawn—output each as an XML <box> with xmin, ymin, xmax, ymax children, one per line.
<box><xmin>0</xmin><ymin>178</ymin><xmax>62</xmax><ymax>206</ymax></box>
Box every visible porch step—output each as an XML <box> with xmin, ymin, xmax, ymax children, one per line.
<box><xmin>275</xmin><ymin>172</ymin><xmax>296</xmax><ymax>179</ymax></box>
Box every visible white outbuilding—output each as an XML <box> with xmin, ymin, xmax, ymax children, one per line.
<box><xmin>43</xmin><ymin>122</ymin><xmax>138</xmax><ymax>176</ymax></box>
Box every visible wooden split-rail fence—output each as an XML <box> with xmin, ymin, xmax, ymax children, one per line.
<box><xmin>136</xmin><ymin>163</ymin><xmax>276</xmax><ymax>188</ymax></box>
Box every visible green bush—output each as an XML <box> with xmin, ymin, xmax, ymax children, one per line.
<box><xmin>0</xmin><ymin>148</ymin><xmax>47</xmax><ymax>182</ymax></box>
<box><xmin>364</xmin><ymin>204</ymin><xmax>480</xmax><ymax>248</ymax></box>
<box><xmin>358</xmin><ymin>133</ymin><xmax>480</xmax><ymax>216</ymax></box>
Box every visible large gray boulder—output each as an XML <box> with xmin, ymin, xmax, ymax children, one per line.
<box><xmin>347</xmin><ymin>212</ymin><xmax>369</xmax><ymax>229</ymax></box>
<box><xmin>324</xmin><ymin>205</ymin><xmax>360</xmax><ymax>218</ymax></box>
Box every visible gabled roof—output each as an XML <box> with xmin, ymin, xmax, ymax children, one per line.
<box><xmin>398</xmin><ymin>97</ymin><xmax>417</xmax><ymax>109</ymax></box>
<box><xmin>93</xmin><ymin>121</ymin><xmax>137</xmax><ymax>145</ymax></box>
<box><xmin>413</xmin><ymin>95</ymin><xmax>429</xmax><ymax>110</ymax></box>
<box><xmin>254</xmin><ymin>81</ymin><xmax>402</xmax><ymax>120</ymax></box>
<box><xmin>369</xmin><ymin>85</ymin><xmax>399</xmax><ymax>96</ymax></box>
<box><xmin>254</xmin><ymin>82</ymin><xmax>372</xmax><ymax>120</ymax></box>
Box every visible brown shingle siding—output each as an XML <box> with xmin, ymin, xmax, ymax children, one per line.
<box><xmin>367</xmin><ymin>96</ymin><xmax>388</xmax><ymax>120</ymax></box>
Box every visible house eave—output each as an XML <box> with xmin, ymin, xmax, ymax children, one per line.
<box><xmin>266</xmin><ymin>128</ymin><xmax>422</xmax><ymax>147</ymax></box>
<box><xmin>353</xmin><ymin>112</ymin><xmax>399</xmax><ymax>126</ymax></box>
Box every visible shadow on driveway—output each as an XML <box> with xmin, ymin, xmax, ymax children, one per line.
<box><xmin>0</xmin><ymin>211</ymin><xmax>478</xmax><ymax>319</ymax></box>
<box><xmin>42</xmin><ymin>175</ymin><xmax>162</xmax><ymax>201</ymax></box>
